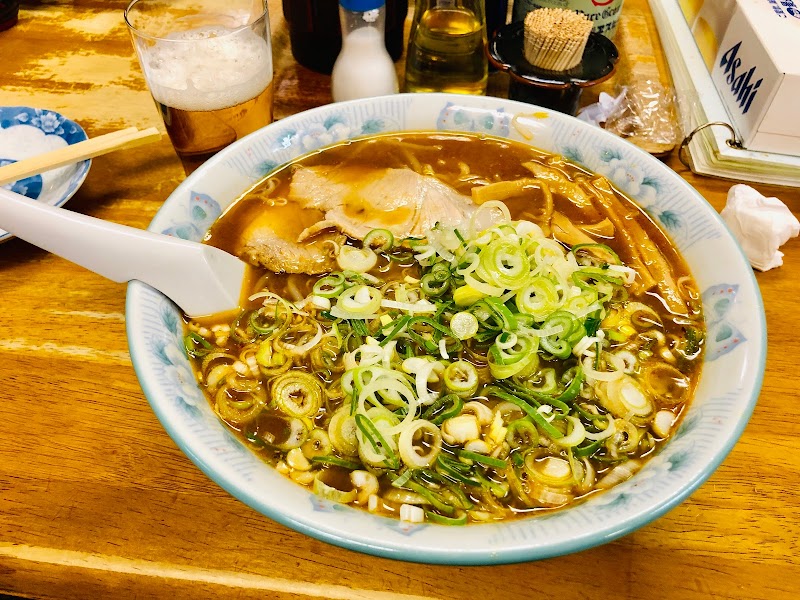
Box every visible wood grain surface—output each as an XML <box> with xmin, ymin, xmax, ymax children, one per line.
<box><xmin>1</xmin><ymin>1</ymin><xmax>798</xmax><ymax>599</ymax></box>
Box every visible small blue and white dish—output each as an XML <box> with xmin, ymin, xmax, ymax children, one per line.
<box><xmin>0</xmin><ymin>106</ymin><xmax>90</xmax><ymax>244</ymax></box>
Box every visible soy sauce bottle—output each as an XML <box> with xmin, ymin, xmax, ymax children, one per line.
<box><xmin>283</xmin><ymin>0</ymin><xmax>408</xmax><ymax>74</ymax></box>
<box><xmin>0</xmin><ymin>0</ymin><xmax>19</xmax><ymax>31</ymax></box>
<box><xmin>485</xmin><ymin>0</ymin><xmax>509</xmax><ymax>72</ymax></box>
<box><xmin>485</xmin><ymin>0</ymin><xmax>508</xmax><ymax>42</ymax></box>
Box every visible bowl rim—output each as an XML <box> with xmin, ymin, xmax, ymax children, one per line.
<box><xmin>126</xmin><ymin>92</ymin><xmax>766</xmax><ymax>565</ymax></box>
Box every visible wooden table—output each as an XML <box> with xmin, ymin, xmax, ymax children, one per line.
<box><xmin>1</xmin><ymin>2</ymin><xmax>798</xmax><ymax>598</ymax></box>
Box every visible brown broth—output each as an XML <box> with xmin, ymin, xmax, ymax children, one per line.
<box><xmin>187</xmin><ymin>132</ymin><xmax>705</xmax><ymax>523</ymax></box>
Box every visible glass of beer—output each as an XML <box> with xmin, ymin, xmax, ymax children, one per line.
<box><xmin>125</xmin><ymin>0</ymin><xmax>274</xmax><ymax>175</ymax></box>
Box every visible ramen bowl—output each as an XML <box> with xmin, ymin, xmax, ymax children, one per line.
<box><xmin>0</xmin><ymin>106</ymin><xmax>90</xmax><ymax>244</ymax></box>
<box><xmin>126</xmin><ymin>93</ymin><xmax>765</xmax><ymax>565</ymax></box>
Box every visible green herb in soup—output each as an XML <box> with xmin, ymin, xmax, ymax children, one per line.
<box><xmin>184</xmin><ymin>133</ymin><xmax>704</xmax><ymax>525</ymax></box>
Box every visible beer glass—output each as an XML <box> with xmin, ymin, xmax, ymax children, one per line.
<box><xmin>125</xmin><ymin>0</ymin><xmax>274</xmax><ymax>175</ymax></box>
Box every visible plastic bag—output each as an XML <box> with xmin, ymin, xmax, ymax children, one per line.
<box><xmin>578</xmin><ymin>80</ymin><xmax>680</xmax><ymax>155</ymax></box>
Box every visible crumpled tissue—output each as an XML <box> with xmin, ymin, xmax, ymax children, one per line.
<box><xmin>576</xmin><ymin>89</ymin><xmax>627</xmax><ymax>127</ymax></box>
<box><xmin>720</xmin><ymin>184</ymin><xmax>800</xmax><ymax>271</ymax></box>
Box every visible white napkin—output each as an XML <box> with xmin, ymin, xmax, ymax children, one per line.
<box><xmin>720</xmin><ymin>184</ymin><xmax>800</xmax><ymax>271</ymax></box>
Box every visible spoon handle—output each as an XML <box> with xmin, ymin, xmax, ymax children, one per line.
<box><xmin>0</xmin><ymin>187</ymin><xmax>245</xmax><ymax>317</ymax></box>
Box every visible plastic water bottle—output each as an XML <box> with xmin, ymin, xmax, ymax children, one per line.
<box><xmin>331</xmin><ymin>0</ymin><xmax>400</xmax><ymax>101</ymax></box>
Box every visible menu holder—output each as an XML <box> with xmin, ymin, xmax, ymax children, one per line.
<box><xmin>648</xmin><ymin>0</ymin><xmax>800</xmax><ymax>188</ymax></box>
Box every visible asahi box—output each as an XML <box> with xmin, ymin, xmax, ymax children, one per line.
<box><xmin>711</xmin><ymin>0</ymin><xmax>800</xmax><ymax>155</ymax></box>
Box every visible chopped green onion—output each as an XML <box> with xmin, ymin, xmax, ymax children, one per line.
<box><xmin>379</xmin><ymin>315</ymin><xmax>411</xmax><ymax>345</ymax></box>
<box><xmin>355</xmin><ymin>413</ymin><xmax>399</xmax><ymax>469</ymax></box>
<box><xmin>443</xmin><ymin>360</ymin><xmax>479</xmax><ymax>398</ymax></box>
<box><xmin>449</xmin><ymin>311</ymin><xmax>479</xmax><ymax>340</ymax></box>
<box><xmin>539</xmin><ymin>310</ymin><xmax>579</xmax><ymax>359</ymax></box>
<box><xmin>249</xmin><ymin>303</ymin><xmax>291</xmax><ymax>336</ymax></box>
<box><xmin>421</xmin><ymin>273</ymin><xmax>450</xmax><ymax>296</ymax></box>
<box><xmin>515</xmin><ymin>276</ymin><xmax>561</xmax><ymax>320</ymax></box>
<box><xmin>420</xmin><ymin>393</ymin><xmax>463</xmax><ymax>425</ymax></box>
<box><xmin>505</xmin><ymin>418</ymin><xmax>539</xmax><ymax>448</ymax></box>
<box><xmin>271</xmin><ymin>371</ymin><xmax>324</xmax><ymax>418</ymax></box>
<box><xmin>313</xmin><ymin>273</ymin><xmax>346</xmax><ymax>298</ymax></box>
<box><xmin>555</xmin><ymin>366</ymin><xmax>585</xmax><ymax>403</ymax></box>
<box><xmin>350</xmin><ymin>318</ymin><xmax>369</xmax><ymax>337</ymax></box>
<box><xmin>389</xmin><ymin>472</ymin><xmax>455</xmax><ymax>515</ymax></box>
<box><xmin>584</xmin><ymin>314</ymin><xmax>602</xmax><ymax>337</ymax></box>
<box><xmin>337</xmin><ymin>246</ymin><xmax>377</xmax><ymax>273</ymax></box>
<box><xmin>435</xmin><ymin>455</ymin><xmax>479</xmax><ymax>487</ymax></box>
<box><xmin>527</xmin><ymin>368</ymin><xmax>558</xmax><ymax>394</ymax></box>
<box><xmin>473</xmin><ymin>470</ymin><xmax>510</xmax><ymax>498</ymax></box>
<box><xmin>363</xmin><ymin>228</ymin><xmax>394</xmax><ymax>252</ymax></box>
<box><xmin>184</xmin><ymin>332</ymin><xmax>212</xmax><ymax>358</ymax></box>
<box><xmin>425</xmin><ymin>510</ymin><xmax>467</xmax><ymax>525</ymax></box>
<box><xmin>571</xmin><ymin>243</ymin><xmax>621</xmax><ymax>265</ymax></box>
<box><xmin>483</xmin><ymin>386</ymin><xmax>564</xmax><ymax>439</ymax></box>
<box><xmin>572</xmin><ymin>267</ymin><xmax>624</xmax><ymax>291</ymax></box>
<box><xmin>481</xmin><ymin>297</ymin><xmax>518</xmax><ymax>331</ymax></box>
<box><xmin>441</xmin><ymin>481</ymin><xmax>474</xmax><ymax>509</ymax></box>
<box><xmin>573</xmin><ymin>439</ymin><xmax>603</xmax><ymax>457</ymax></box>
<box><xmin>458</xmin><ymin>449</ymin><xmax>508</xmax><ymax>469</ymax></box>
<box><xmin>391</xmin><ymin>468</ymin><xmax>414</xmax><ymax>488</ymax></box>
<box><xmin>229</xmin><ymin>310</ymin><xmax>258</xmax><ymax>344</ymax></box>
<box><xmin>311</xmin><ymin>455</ymin><xmax>362</xmax><ymax>469</ymax></box>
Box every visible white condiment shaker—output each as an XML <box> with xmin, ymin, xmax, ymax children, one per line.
<box><xmin>331</xmin><ymin>0</ymin><xmax>399</xmax><ymax>102</ymax></box>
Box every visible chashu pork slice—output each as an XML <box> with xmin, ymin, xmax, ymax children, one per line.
<box><xmin>289</xmin><ymin>166</ymin><xmax>475</xmax><ymax>241</ymax></box>
<box><xmin>237</xmin><ymin>203</ymin><xmax>344</xmax><ymax>274</ymax></box>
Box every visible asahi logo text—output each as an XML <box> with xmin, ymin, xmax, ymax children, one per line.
<box><xmin>766</xmin><ymin>0</ymin><xmax>800</xmax><ymax>18</ymax></box>
<box><xmin>719</xmin><ymin>41</ymin><xmax>762</xmax><ymax>115</ymax></box>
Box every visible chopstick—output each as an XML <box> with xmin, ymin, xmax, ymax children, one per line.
<box><xmin>0</xmin><ymin>126</ymin><xmax>162</xmax><ymax>185</ymax></box>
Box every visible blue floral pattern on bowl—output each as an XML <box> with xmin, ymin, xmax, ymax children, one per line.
<box><xmin>0</xmin><ymin>106</ymin><xmax>90</xmax><ymax>244</ymax></box>
<box><xmin>126</xmin><ymin>93</ymin><xmax>766</xmax><ymax>566</ymax></box>
<box><xmin>702</xmin><ymin>283</ymin><xmax>746</xmax><ymax>360</ymax></box>
<box><xmin>161</xmin><ymin>191</ymin><xmax>222</xmax><ymax>240</ymax></box>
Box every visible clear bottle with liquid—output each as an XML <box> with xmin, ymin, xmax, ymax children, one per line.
<box><xmin>403</xmin><ymin>0</ymin><xmax>488</xmax><ymax>95</ymax></box>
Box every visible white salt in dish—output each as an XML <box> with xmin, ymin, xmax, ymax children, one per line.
<box><xmin>0</xmin><ymin>106</ymin><xmax>90</xmax><ymax>244</ymax></box>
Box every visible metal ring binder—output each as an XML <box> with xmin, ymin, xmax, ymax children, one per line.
<box><xmin>678</xmin><ymin>121</ymin><xmax>745</xmax><ymax>169</ymax></box>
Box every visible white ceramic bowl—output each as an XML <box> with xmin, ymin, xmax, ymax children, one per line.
<box><xmin>0</xmin><ymin>106</ymin><xmax>90</xmax><ymax>243</ymax></box>
<box><xmin>126</xmin><ymin>94</ymin><xmax>765</xmax><ymax>565</ymax></box>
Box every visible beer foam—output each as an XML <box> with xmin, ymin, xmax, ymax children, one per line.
<box><xmin>140</xmin><ymin>25</ymin><xmax>273</xmax><ymax>112</ymax></box>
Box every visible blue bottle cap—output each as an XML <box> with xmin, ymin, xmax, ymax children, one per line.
<box><xmin>340</xmin><ymin>0</ymin><xmax>385</xmax><ymax>11</ymax></box>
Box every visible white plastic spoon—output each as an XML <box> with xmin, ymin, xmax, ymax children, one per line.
<box><xmin>0</xmin><ymin>187</ymin><xmax>246</xmax><ymax>317</ymax></box>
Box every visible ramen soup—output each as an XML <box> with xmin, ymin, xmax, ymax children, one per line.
<box><xmin>185</xmin><ymin>132</ymin><xmax>704</xmax><ymax>525</ymax></box>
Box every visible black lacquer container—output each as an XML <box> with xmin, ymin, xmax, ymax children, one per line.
<box><xmin>487</xmin><ymin>21</ymin><xmax>619</xmax><ymax>116</ymax></box>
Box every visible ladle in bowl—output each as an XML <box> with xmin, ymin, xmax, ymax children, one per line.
<box><xmin>0</xmin><ymin>187</ymin><xmax>246</xmax><ymax>317</ymax></box>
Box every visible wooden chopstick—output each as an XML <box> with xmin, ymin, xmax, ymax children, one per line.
<box><xmin>0</xmin><ymin>126</ymin><xmax>162</xmax><ymax>185</ymax></box>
